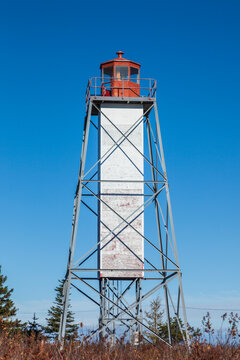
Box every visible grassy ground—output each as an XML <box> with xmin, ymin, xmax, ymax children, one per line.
<box><xmin>1</xmin><ymin>333</ymin><xmax>240</xmax><ymax>360</ymax></box>
<box><xmin>1</xmin><ymin>312</ymin><xmax>240</xmax><ymax>359</ymax></box>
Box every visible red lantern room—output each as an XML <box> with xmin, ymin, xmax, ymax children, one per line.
<box><xmin>100</xmin><ymin>51</ymin><xmax>141</xmax><ymax>97</ymax></box>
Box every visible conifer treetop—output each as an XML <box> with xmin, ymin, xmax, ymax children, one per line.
<box><xmin>45</xmin><ymin>279</ymin><xmax>78</xmax><ymax>339</ymax></box>
<box><xmin>0</xmin><ymin>265</ymin><xmax>17</xmax><ymax>320</ymax></box>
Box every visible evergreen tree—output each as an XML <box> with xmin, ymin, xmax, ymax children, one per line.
<box><xmin>45</xmin><ymin>279</ymin><xmax>78</xmax><ymax>339</ymax></box>
<box><xmin>26</xmin><ymin>313</ymin><xmax>43</xmax><ymax>339</ymax></box>
<box><xmin>158</xmin><ymin>316</ymin><xmax>186</xmax><ymax>343</ymax></box>
<box><xmin>145</xmin><ymin>296</ymin><xmax>200</xmax><ymax>344</ymax></box>
<box><xmin>0</xmin><ymin>265</ymin><xmax>25</xmax><ymax>334</ymax></box>
<box><xmin>145</xmin><ymin>296</ymin><xmax>164</xmax><ymax>344</ymax></box>
<box><xmin>0</xmin><ymin>265</ymin><xmax>17</xmax><ymax>320</ymax></box>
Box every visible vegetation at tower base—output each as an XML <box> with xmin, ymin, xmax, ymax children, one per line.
<box><xmin>0</xmin><ymin>309</ymin><xmax>239</xmax><ymax>359</ymax></box>
<box><xmin>1</xmin><ymin>318</ymin><xmax>240</xmax><ymax>360</ymax></box>
<box><xmin>0</xmin><ymin>265</ymin><xmax>25</xmax><ymax>335</ymax></box>
<box><xmin>145</xmin><ymin>296</ymin><xmax>201</xmax><ymax>344</ymax></box>
<box><xmin>44</xmin><ymin>279</ymin><xmax>78</xmax><ymax>339</ymax></box>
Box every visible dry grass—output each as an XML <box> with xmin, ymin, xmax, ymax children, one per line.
<box><xmin>1</xmin><ymin>333</ymin><xmax>240</xmax><ymax>360</ymax></box>
<box><xmin>1</xmin><ymin>312</ymin><xmax>240</xmax><ymax>359</ymax></box>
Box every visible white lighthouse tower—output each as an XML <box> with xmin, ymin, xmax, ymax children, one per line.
<box><xmin>58</xmin><ymin>51</ymin><xmax>189</xmax><ymax>346</ymax></box>
<box><xmin>99</xmin><ymin>52</ymin><xmax>144</xmax><ymax>279</ymax></box>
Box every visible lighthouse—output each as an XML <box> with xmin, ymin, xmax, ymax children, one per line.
<box><xmin>58</xmin><ymin>52</ymin><xmax>189</xmax><ymax>346</ymax></box>
<box><xmin>99</xmin><ymin>51</ymin><xmax>144</xmax><ymax>279</ymax></box>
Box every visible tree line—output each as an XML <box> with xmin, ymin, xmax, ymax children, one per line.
<box><xmin>1</xmin><ymin>265</ymin><xmax>230</xmax><ymax>344</ymax></box>
<box><xmin>0</xmin><ymin>266</ymin><xmax>77</xmax><ymax>339</ymax></box>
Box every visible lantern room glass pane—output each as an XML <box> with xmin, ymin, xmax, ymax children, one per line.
<box><xmin>130</xmin><ymin>67</ymin><xmax>139</xmax><ymax>83</ymax></box>
<box><xmin>103</xmin><ymin>66</ymin><xmax>113</xmax><ymax>81</ymax></box>
<box><xmin>115</xmin><ymin>66</ymin><xmax>129</xmax><ymax>80</ymax></box>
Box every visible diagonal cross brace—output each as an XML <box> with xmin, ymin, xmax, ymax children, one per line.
<box><xmin>76</xmin><ymin>272</ymin><xmax>178</xmax><ymax>345</ymax></box>
<box><xmin>73</xmin><ymin>182</ymin><xmax>178</xmax><ymax>269</ymax></box>
<box><xmin>92</xmin><ymin>102</ymin><xmax>164</xmax><ymax>180</ymax></box>
<box><xmin>83</xmin><ymin>104</ymin><xmax>158</xmax><ymax>180</ymax></box>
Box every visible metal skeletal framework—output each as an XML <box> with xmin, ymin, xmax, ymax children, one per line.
<box><xmin>58</xmin><ymin>78</ymin><xmax>189</xmax><ymax>347</ymax></box>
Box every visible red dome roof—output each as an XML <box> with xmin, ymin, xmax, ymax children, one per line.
<box><xmin>100</xmin><ymin>51</ymin><xmax>141</xmax><ymax>69</ymax></box>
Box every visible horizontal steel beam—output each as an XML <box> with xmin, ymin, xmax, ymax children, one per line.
<box><xmin>82</xmin><ymin>179</ymin><xmax>165</xmax><ymax>183</ymax></box>
<box><xmin>82</xmin><ymin>193</ymin><xmax>153</xmax><ymax>197</ymax></box>
<box><xmin>71</xmin><ymin>277</ymin><xmax>175</xmax><ymax>281</ymax></box>
<box><xmin>71</xmin><ymin>268</ymin><xmax>179</xmax><ymax>272</ymax></box>
<box><xmin>90</xmin><ymin>96</ymin><xmax>156</xmax><ymax>102</ymax></box>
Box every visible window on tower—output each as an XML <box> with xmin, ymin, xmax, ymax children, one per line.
<box><xmin>115</xmin><ymin>66</ymin><xmax>129</xmax><ymax>80</ymax></box>
<box><xmin>130</xmin><ymin>67</ymin><xmax>139</xmax><ymax>83</ymax></box>
<box><xmin>102</xmin><ymin>66</ymin><xmax>113</xmax><ymax>81</ymax></box>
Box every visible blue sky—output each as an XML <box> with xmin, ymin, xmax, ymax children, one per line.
<box><xmin>0</xmin><ymin>0</ymin><xmax>240</xmax><ymax>328</ymax></box>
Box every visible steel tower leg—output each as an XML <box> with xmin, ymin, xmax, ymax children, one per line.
<box><xmin>153</xmin><ymin>102</ymin><xmax>190</xmax><ymax>347</ymax></box>
<box><xmin>146</xmin><ymin>116</ymin><xmax>172</xmax><ymax>345</ymax></box>
<box><xmin>99</xmin><ymin>278</ymin><xmax>107</xmax><ymax>340</ymax></box>
<box><xmin>136</xmin><ymin>279</ymin><xmax>142</xmax><ymax>344</ymax></box>
<box><xmin>58</xmin><ymin>101</ymin><xmax>93</xmax><ymax>342</ymax></box>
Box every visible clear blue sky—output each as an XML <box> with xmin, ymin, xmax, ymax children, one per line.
<box><xmin>0</xmin><ymin>0</ymin><xmax>240</xmax><ymax>327</ymax></box>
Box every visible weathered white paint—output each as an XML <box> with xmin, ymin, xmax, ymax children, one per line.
<box><xmin>99</xmin><ymin>103</ymin><xmax>144</xmax><ymax>278</ymax></box>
